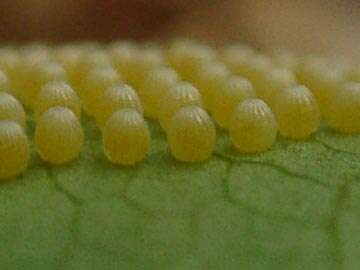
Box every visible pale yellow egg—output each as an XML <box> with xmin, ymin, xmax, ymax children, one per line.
<box><xmin>272</xmin><ymin>85</ymin><xmax>320</xmax><ymax>139</ymax></box>
<box><xmin>0</xmin><ymin>92</ymin><xmax>26</xmax><ymax>128</ymax></box>
<box><xmin>192</xmin><ymin>61</ymin><xmax>230</xmax><ymax>110</ymax></box>
<box><xmin>158</xmin><ymin>82</ymin><xmax>203</xmax><ymax>131</ymax></box>
<box><xmin>0</xmin><ymin>120</ymin><xmax>30</xmax><ymax>179</ymax></box>
<box><xmin>213</xmin><ymin>76</ymin><xmax>256</xmax><ymax>129</ymax></box>
<box><xmin>327</xmin><ymin>82</ymin><xmax>360</xmax><ymax>134</ymax></box>
<box><xmin>15</xmin><ymin>61</ymin><xmax>67</xmax><ymax>108</ymax></box>
<box><xmin>95</xmin><ymin>84</ymin><xmax>143</xmax><ymax>129</ymax></box>
<box><xmin>137</xmin><ymin>66</ymin><xmax>179</xmax><ymax>119</ymax></box>
<box><xmin>229</xmin><ymin>98</ymin><xmax>277</xmax><ymax>153</ymax></box>
<box><xmin>256</xmin><ymin>67</ymin><xmax>297</xmax><ymax>107</ymax></box>
<box><xmin>167</xmin><ymin>105</ymin><xmax>216</xmax><ymax>162</ymax></box>
<box><xmin>102</xmin><ymin>109</ymin><xmax>150</xmax><ymax>166</ymax></box>
<box><xmin>80</xmin><ymin>65</ymin><xmax>121</xmax><ymax>115</ymax></box>
<box><xmin>35</xmin><ymin>107</ymin><xmax>84</xmax><ymax>164</ymax></box>
<box><xmin>167</xmin><ymin>41</ymin><xmax>215</xmax><ymax>81</ymax></box>
<box><xmin>34</xmin><ymin>81</ymin><xmax>81</xmax><ymax>120</ymax></box>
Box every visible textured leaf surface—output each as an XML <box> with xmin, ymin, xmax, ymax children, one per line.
<box><xmin>1</xmin><ymin>118</ymin><xmax>360</xmax><ymax>270</ymax></box>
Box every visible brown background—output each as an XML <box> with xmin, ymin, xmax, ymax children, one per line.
<box><xmin>0</xmin><ymin>0</ymin><xmax>359</xmax><ymax>60</ymax></box>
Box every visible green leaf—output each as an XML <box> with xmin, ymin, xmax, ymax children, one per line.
<box><xmin>1</xmin><ymin>118</ymin><xmax>360</xmax><ymax>270</ymax></box>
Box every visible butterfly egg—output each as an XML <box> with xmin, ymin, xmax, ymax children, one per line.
<box><xmin>12</xmin><ymin>45</ymin><xmax>50</xmax><ymax>95</ymax></box>
<box><xmin>127</xmin><ymin>48</ymin><xmax>165</xmax><ymax>88</ymax></box>
<box><xmin>256</xmin><ymin>67</ymin><xmax>297</xmax><ymax>107</ymax></box>
<box><xmin>167</xmin><ymin>105</ymin><xmax>216</xmax><ymax>162</ymax></box>
<box><xmin>0</xmin><ymin>92</ymin><xmax>26</xmax><ymax>128</ymax></box>
<box><xmin>348</xmin><ymin>65</ymin><xmax>360</xmax><ymax>83</ymax></box>
<box><xmin>0</xmin><ymin>69</ymin><xmax>10</xmax><ymax>92</ymax></box>
<box><xmin>327</xmin><ymin>82</ymin><xmax>360</xmax><ymax>134</ymax></box>
<box><xmin>141</xmin><ymin>42</ymin><xmax>164</xmax><ymax>57</ymax></box>
<box><xmin>222</xmin><ymin>43</ymin><xmax>254</xmax><ymax>55</ymax></box>
<box><xmin>270</xmin><ymin>49</ymin><xmax>299</xmax><ymax>70</ymax></box>
<box><xmin>109</xmin><ymin>42</ymin><xmax>138</xmax><ymax>83</ymax></box>
<box><xmin>158</xmin><ymin>81</ymin><xmax>203</xmax><ymax>131</ymax></box>
<box><xmin>221</xmin><ymin>43</ymin><xmax>254</xmax><ymax>65</ymax></box>
<box><xmin>242</xmin><ymin>54</ymin><xmax>274</xmax><ymax>86</ymax></box>
<box><xmin>73</xmin><ymin>50</ymin><xmax>111</xmax><ymax>90</ymax></box>
<box><xmin>0</xmin><ymin>48</ymin><xmax>21</xmax><ymax>81</ymax></box>
<box><xmin>229</xmin><ymin>99</ymin><xmax>277</xmax><ymax>153</ymax></box>
<box><xmin>34</xmin><ymin>81</ymin><xmax>81</xmax><ymax>120</ymax></box>
<box><xmin>20</xmin><ymin>43</ymin><xmax>51</xmax><ymax>65</ymax></box>
<box><xmin>137</xmin><ymin>66</ymin><xmax>179</xmax><ymax>119</ymax></box>
<box><xmin>16</xmin><ymin>60</ymin><xmax>67</xmax><ymax>108</ymax></box>
<box><xmin>192</xmin><ymin>61</ymin><xmax>231</xmax><ymax>110</ymax></box>
<box><xmin>213</xmin><ymin>76</ymin><xmax>256</xmax><ymax>129</ymax></box>
<box><xmin>272</xmin><ymin>85</ymin><xmax>320</xmax><ymax>139</ymax></box>
<box><xmin>35</xmin><ymin>106</ymin><xmax>84</xmax><ymax>164</ymax></box>
<box><xmin>74</xmin><ymin>41</ymin><xmax>102</xmax><ymax>52</ymax></box>
<box><xmin>108</xmin><ymin>40</ymin><xmax>136</xmax><ymax>54</ymax></box>
<box><xmin>52</xmin><ymin>45</ymin><xmax>83</xmax><ymax>86</ymax></box>
<box><xmin>95</xmin><ymin>84</ymin><xmax>143</xmax><ymax>130</ymax></box>
<box><xmin>296</xmin><ymin>56</ymin><xmax>337</xmax><ymax>87</ymax></box>
<box><xmin>80</xmin><ymin>65</ymin><xmax>121</xmax><ymax>116</ymax></box>
<box><xmin>102</xmin><ymin>108</ymin><xmax>150</xmax><ymax>166</ymax></box>
<box><xmin>295</xmin><ymin>56</ymin><xmax>345</xmax><ymax>118</ymax></box>
<box><xmin>328</xmin><ymin>57</ymin><xmax>351</xmax><ymax>76</ymax></box>
<box><xmin>221</xmin><ymin>44</ymin><xmax>255</xmax><ymax>73</ymax></box>
<box><xmin>223</xmin><ymin>49</ymin><xmax>273</xmax><ymax>86</ymax></box>
<box><xmin>0</xmin><ymin>120</ymin><xmax>30</xmax><ymax>179</ymax></box>
<box><xmin>167</xmin><ymin>41</ymin><xmax>216</xmax><ymax>81</ymax></box>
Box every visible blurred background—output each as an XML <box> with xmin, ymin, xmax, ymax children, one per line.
<box><xmin>0</xmin><ymin>0</ymin><xmax>359</xmax><ymax>60</ymax></box>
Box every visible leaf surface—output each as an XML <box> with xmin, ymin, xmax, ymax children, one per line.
<box><xmin>1</xmin><ymin>119</ymin><xmax>360</xmax><ymax>270</ymax></box>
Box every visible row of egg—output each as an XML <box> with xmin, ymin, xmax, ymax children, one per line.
<box><xmin>0</xmin><ymin>41</ymin><xmax>359</xmax><ymax>179</ymax></box>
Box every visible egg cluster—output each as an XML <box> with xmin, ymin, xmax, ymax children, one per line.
<box><xmin>0</xmin><ymin>41</ymin><xmax>359</xmax><ymax>179</ymax></box>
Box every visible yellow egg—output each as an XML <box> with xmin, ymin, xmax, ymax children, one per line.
<box><xmin>15</xmin><ymin>61</ymin><xmax>67</xmax><ymax>108</ymax></box>
<box><xmin>74</xmin><ymin>42</ymin><xmax>102</xmax><ymax>52</ymax></box>
<box><xmin>327</xmin><ymin>82</ymin><xmax>360</xmax><ymax>134</ymax></box>
<box><xmin>95</xmin><ymin>84</ymin><xmax>143</xmax><ymax>129</ymax></box>
<box><xmin>167</xmin><ymin>41</ymin><xmax>215</xmax><ymax>81</ymax></box>
<box><xmin>137</xmin><ymin>66</ymin><xmax>179</xmax><ymax>119</ymax></box>
<box><xmin>229</xmin><ymin>99</ymin><xmax>277</xmax><ymax>153</ymax></box>
<box><xmin>126</xmin><ymin>48</ymin><xmax>164</xmax><ymax>88</ymax></box>
<box><xmin>192</xmin><ymin>61</ymin><xmax>230</xmax><ymax>110</ymax></box>
<box><xmin>272</xmin><ymin>85</ymin><xmax>320</xmax><ymax>139</ymax></box>
<box><xmin>102</xmin><ymin>109</ymin><xmax>150</xmax><ymax>166</ymax></box>
<box><xmin>73</xmin><ymin>50</ymin><xmax>111</xmax><ymax>90</ymax></box>
<box><xmin>52</xmin><ymin>45</ymin><xmax>83</xmax><ymax>86</ymax></box>
<box><xmin>221</xmin><ymin>44</ymin><xmax>254</xmax><ymax>71</ymax></box>
<box><xmin>167</xmin><ymin>105</ymin><xmax>216</xmax><ymax>162</ymax></box>
<box><xmin>0</xmin><ymin>120</ymin><xmax>30</xmax><ymax>179</ymax></box>
<box><xmin>0</xmin><ymin>70</ymin><xmax>10</xmax><ymax>92</ymax></box>
<box><xmin>80</xmin><ymin>65</ymin><xmax>121</xmax><ymax>115</ymax></box>
<box><xmin>221</xmin><ymin>44</ymin><xmax>254</xmax><ymax>72</ymax></box>
<box><xmin>213</xmin><ymin>76</ymin><xmax>256</xmax><ymax>129</ymax></box>
<box><xmin>35</xmin><ymin>107</ymin><xmax>84</xmax><ymax>164</ymax></box>
<box><xmin>295</xmin><ymin>56</ymin><xmax>345</xmax><ymax>118</ymax></box>
<box><xmin>0</xmin><ymin>48</ymin><xmax>20</xmax><ymax>81</ymax></box>
<box><xmin>220</xmin><ymin>43</ymin><xmax>256</xmax><ymax>63</ymax></box>
<box><xmin>158</xmin><ymin>82</ymin><xmax>203</xmax><ymax>130</ymax></box>
<box><xmin>223</xmin><ymin>49</ymin><xmax>273</xmax><ymax>86</ymax></box>
<box><xmin>256</xmin><ymin>67</ymin><xmax>297</xmax><ymax>107</ymax></box>
<box><xmin>13</xmin><ymin>46</ymin><xmax>51</xmax><ymax>97</ymax></box>
<box><xmin>271</xmin><ymin>49</ymin><xmax>299</xmax><ymax>70</ymax></box>
<box><xmin>20</xmin><ymin>44</ymin><xmax>51</xmax><ymax>66</ymax></box>
<box><xmin>109</xmin><ymin>42</ymin><xmax>138</xmax><ymax>83</ymax></box>
<box><xmin>34</xmin><ymin>81</ymin><xmax>81</xmax><ymax>120</ymax></box>
<box><xmin>348</xmin><ymin>66</ymin><xmax>360</xmax><ymax>83</ymax></box>
<box><xmin>108</xmin><ymin>41</ymin><xmax>136</xmax><ymax>54</ymax></box>
<box><xmin>0</xmin><ymin>92</ymin><xmax>26</xmax><ymax>128</ymax></box>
